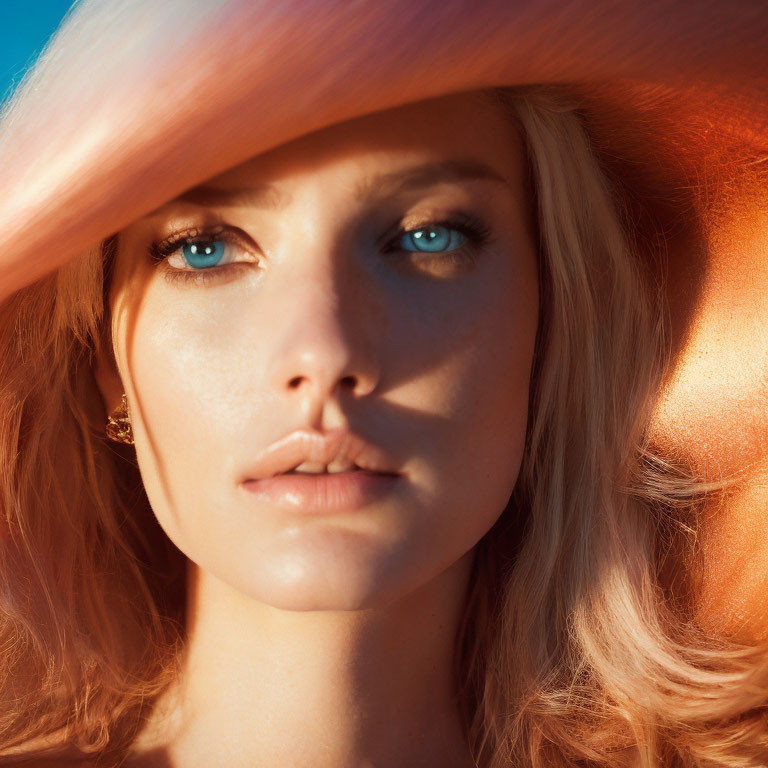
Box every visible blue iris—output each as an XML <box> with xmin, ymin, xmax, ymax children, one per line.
<box><xmin>182</xmin><ymin>241</ymin><xmax>226</xmax><ymax>268</ymax></box>
<box><xmin>400</xmin><ymin>226</ymin><xmax>466</xmax><ymax>253</ymax></box>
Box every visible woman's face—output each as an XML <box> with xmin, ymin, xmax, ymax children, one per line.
<box><xmin>100</xmin><ymin>91</ymin><xmax>539</xmax><ymax>610</ymax></box>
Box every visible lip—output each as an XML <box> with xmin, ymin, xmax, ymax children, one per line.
<box><xmin>240</xmin><ymin>427</ymin><xmax>400</xmax><ymax>480</ymax></box>
<box><xmin>238</xmin><ymin>427</ymin><xmax>403</xmax><ymax>513</ymax></box>
<box><xmin>241</xmin><ymin>470</ymin><xmax>401</xmax><ymax>513</ymax></box>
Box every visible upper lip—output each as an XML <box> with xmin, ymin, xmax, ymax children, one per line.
<box><xmin>241</xmin><ymin>428</ymin><xmax>401</xmax><ymax>481</ymax></box>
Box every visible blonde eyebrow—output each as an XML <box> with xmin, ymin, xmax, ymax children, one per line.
<box><xmin>157</xmin><ymin>158</ymin><xmax>513</xmax><ymax>212</ymax></box>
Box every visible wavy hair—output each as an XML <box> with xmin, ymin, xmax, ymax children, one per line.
<box><xmin>0</xmin><ymin>22</ymin><xmax>766</xmax><ymax>768</ymax></box>
<box><xmin>454</xmin><ymin>87</ymin><xmax>768</xmax><ymax>768</ymax></box>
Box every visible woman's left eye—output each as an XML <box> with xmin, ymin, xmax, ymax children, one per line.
<box><xmin>397</xmin><ymin>226</ymin><xmax>467</xmax><ymax>253</ymax></box>
<box><xmin>384</xmin><ymin>214</ymin><xmax>492</xmax><ymax>265</ymax></box>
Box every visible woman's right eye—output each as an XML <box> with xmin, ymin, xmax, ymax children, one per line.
<box><xmin>149</xmin><ymin>226</ymin><xmax>262</xmax><ymax>285</ymax></box>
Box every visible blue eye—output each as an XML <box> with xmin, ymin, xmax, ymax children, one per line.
<box><xmin>181</xmin><ymin>240</ymin><xmax>226</xmax><ymax>269</ymax></box>
<box><xmin>399</xmin><ymin>226</ymin><xmax>467</xmax><ymax>253</ymax></box>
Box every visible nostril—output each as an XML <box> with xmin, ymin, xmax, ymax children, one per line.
<box><xmin>285</xmin><ymin>374</ymin><xmax>357</xmax><ymax>390</ymax></box>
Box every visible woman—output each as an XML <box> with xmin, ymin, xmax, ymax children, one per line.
<box><xmin>1</xmin><ymin>1</ymin><xmax>767</xmax><ymax>767</ymax></box>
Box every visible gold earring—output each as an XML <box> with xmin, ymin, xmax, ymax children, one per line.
<box><xmin>105</xmin><ymin>393</ymin><xmax>134</xmax><ymax>445</ymax></box>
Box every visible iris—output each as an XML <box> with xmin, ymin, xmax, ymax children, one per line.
<box><xmin>400</xmin><ymin>226</ymin><xmax>467</xmax><ymax>253</ymax></box>
<box><xmin>182</xmin><ymin>241</ymin><xmax>226</xmax><ymax>268</ymax></box>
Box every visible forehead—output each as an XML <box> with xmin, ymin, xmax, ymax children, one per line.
<box><xmin>201</xmin><ymin>90</ymin><xmax>525</xmax><ymax>194</ymax></box>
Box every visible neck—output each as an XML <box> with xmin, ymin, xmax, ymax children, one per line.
<box><xmin>132</xmin><ymin>549</ymin><xmax>479</xmax><ymax>768</ymax></box>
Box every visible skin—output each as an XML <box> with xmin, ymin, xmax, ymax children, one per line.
<box><xmin>94</xmin><ymin>91</ymin><xmax>539</xmax><ymax>768</ymax></box>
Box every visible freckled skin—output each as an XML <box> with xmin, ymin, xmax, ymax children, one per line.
<box><xmin>96</xmin><ymin>92</ymin><xmax>538</xmax><ymax>767</ymax></box>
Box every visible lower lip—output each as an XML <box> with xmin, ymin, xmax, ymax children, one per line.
<box><xmin>240</xmin><ymin>470</ymin><xmax>401</xmax><ymax>513</ymax></box>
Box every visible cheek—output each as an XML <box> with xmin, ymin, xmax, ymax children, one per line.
<box><xmin>399</xmin><ymin>261</ymin><xmax>539</xmax><ymax>526</ymax></box>
<box><xmin>114</xmin><ymin>283</ymin><xmax>264</xmax><ymax>540</ymax></box>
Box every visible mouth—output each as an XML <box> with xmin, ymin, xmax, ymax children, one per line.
<box><xmin>241</xmin><ymin>427</ymin><xmax>402</xmax><ymax>483</ymax></box>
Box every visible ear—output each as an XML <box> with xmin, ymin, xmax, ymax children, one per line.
<box><xmin>92</xmin><ymin>335</ymin><xmax>125</xmax><ymax>418</ymax></box>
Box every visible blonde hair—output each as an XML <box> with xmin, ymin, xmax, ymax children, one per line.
<box><xmin>0</xmin><ymin>22</ymin><xmax>767</xmax><ymax>768</ymax></box>
<box><xmin>456</xmin><ymin>87</ymin><xmax>768</xmax><ymax>768</ymax></box>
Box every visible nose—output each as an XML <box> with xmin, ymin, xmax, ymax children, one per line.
<box><xmin>266</xmin><ymin>261</ymin><xmax>381</xmax><ymax>416</ymax></box>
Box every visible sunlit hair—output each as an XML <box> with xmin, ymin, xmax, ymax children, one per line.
<box><xmin>454</xmin><ymin>87</ymin><xmax>768</xmax><ymax>768</ymax></box>
<box><xmin>1</xmin><ymin>36</ymin><xmax>767</xmax><ymax>768</ymax></box>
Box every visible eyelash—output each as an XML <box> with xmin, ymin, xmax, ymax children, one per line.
<box><xmin>148</xmin><ymin>213</ymin><xmax>493</xmax><ymax>286</ymax></box>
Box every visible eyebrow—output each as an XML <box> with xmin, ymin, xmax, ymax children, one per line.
<box><xmin>161</xmin><ymin>158</ymin><xmax>513</xmax><ymax>212</ymax></box>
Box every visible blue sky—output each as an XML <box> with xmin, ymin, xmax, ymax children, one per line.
<box><xmin>0</xmin><ymin>1</ymin><xmax>75</xmax><ymax>104</ymax></box>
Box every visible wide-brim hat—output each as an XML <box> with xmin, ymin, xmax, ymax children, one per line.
<box><xmin>0</xmin><ymin>0</ymin><xmax>766</xmax><ymax>634</ymax></box>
